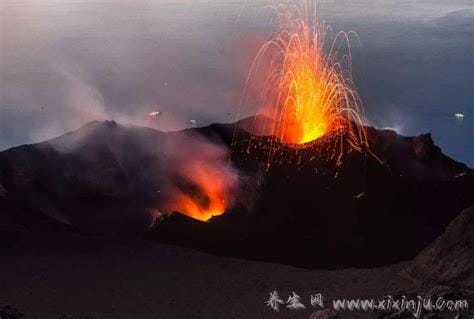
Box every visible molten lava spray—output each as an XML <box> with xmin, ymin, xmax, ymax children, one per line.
<box><xmin>238</xmin><ymin>1</ymin><xmax>367</xmax><ymax>155</ymax></box>
<box><xmin>162</xmin><ymin>134</ymin><xmax>239</xmax><ymax>222</ymax></box>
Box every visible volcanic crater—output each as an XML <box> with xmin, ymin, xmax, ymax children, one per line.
<box><xmin>1</xmin><ymin>117</ymin><xmax>472</xmax><ymax>269</ymax></box>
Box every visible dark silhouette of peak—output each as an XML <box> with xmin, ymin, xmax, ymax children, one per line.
<box><xmin>233</xmin><ymin>114</ymin><xmax>276</xmax><ymax>135</ymax></box>
<box><xmin>434</xmin><ymin>9</ymin><xmax>474</xmax><ymax>27</ymax></box>
<box><xmin>0</xmin><ymin>121</ymin><xmax>166</xmax><ymax>235</ymax></box>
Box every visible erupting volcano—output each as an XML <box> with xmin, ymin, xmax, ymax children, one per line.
<box><xmin>240</xmin><ymin>1</ymin><xmax>366</xmax><ymax>150</ymax></box>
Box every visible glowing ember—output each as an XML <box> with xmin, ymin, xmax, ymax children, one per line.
<box><xmin>239</xmin><ymin>1</ymin><xmax>366</xmax><ymax>149</ymax></box>
<box><xmin>165</xmin><ymin>162</ymin><xmax>229</xmax><ymax>222</ymax></box>
<box><xmin>162</xmin><ymin>135</ymin><xmax>238</xmax><ymax>222</ymax></box>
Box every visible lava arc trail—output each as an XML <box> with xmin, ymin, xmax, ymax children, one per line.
<box><xmin>163</xmin><ymin>1</ymin><xmax>370</xmax><ymax>221</ymax></box>
<box><xmin>236</xmin><ymin>1</ymin><xmax>368</xmax><ymax>161</ymax></box>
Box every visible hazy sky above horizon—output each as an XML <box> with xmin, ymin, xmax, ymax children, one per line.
<box><xmin>1</xmin><ymin>0</ymin><xmax>473</xmax><ymax>165</ymax></box>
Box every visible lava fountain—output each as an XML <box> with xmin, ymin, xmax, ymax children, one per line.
<box><xmin>162</xmin><ymin>134</ymin><xmax>239</xmax><ymax>222</ymax></box>
<box><xmin>238</xmin><ymin>1</ymin><xmax>367</xmax><ymax>152</ymax></box>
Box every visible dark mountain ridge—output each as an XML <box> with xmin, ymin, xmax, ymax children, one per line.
<box><xmin>0</xmin><ymin>118</ymin><xmax>472</xmax><ymax>268</ymax></box>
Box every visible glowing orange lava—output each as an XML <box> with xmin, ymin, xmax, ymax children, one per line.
<box><xmin>165</xmin><ymin>163</ymin><xmax>229</xmax><ymax>221</ymax></box>
<box><xmin>163</xmin><ymin>138</ymin><xmax>238</xmax><ymax>222</ymax></box>
<box><xmin>275</xmin><ymin>40</ymin><xmax>345</xmax><ymax>144</ymax></box>
<box><xmin>240</xmin><ymin>1</ymin><xmax>366</xmax><ymax>147</ymax></box>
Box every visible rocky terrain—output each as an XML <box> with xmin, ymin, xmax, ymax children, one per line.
<box><xmin>0</xmin><ymin>117</ymin><xmax>473</xmax><ymax>317</ymax></box>
<box><xmin>0</xmin><ymin>118</ymin><xmax>473</xmax><ymax>269</ymax></box>
<box><xmin>1</xmin><ymin>206</ymin><xmax>474</xmax><ymax>318</ymax></box>
<box><xmin>404</xmin><ymin>206</ymin><xmax>474</xmax><ymax>289</ymax></box>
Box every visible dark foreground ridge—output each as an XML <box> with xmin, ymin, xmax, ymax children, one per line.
<box><xmin>405</xmin><ymin>205</ymin><xmax>474</xmax><ymax>289</ymax></box>
<box><xmin>0</xmin><ymin>118</ymin><xmax>473</xmax><ymax>268</ymax></box>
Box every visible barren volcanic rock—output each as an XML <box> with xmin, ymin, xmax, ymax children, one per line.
<box><xmin>0</xmin><ymin>121</ymin><xmax>165</xmax><ymax>234</ymax></box>
<box><xmin>1</xmin><ymin>117</ymin><xmax>473</xmax><ymax>268</ymax></box>
<box><xmin>152</xmin><ymin>119</ymin><xmax>474</xmax><ymax>268</ymax></box>
<box><xmin>405</xmin><ymin>206</ymin><xmax>474</xmax><ymax>289</ymax></box>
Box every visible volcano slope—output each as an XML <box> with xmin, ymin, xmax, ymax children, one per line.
<box><xmin>0</xmin><ymin>120</ymin><xmax>166</xmax><ymax>235</ymax></box>
<box><xmin>0</xmin><ymin>118</ymin><xmax>473</xmax><ymax>268</ymax></box>
<box><xmin>152</xmin><ymin>119</ymin><xmax>474</xmax><ymax>268</ymax></box>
